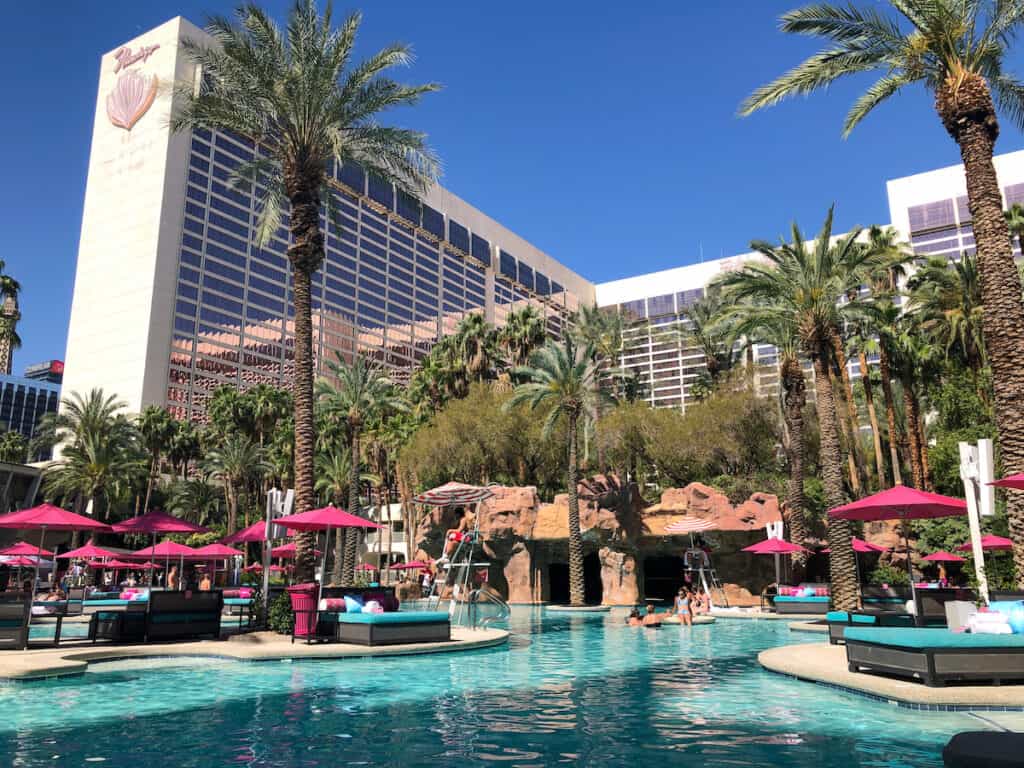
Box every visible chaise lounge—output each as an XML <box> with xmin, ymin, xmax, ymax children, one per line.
<box><xmin>825</xmin><ymin>610</ymin><xmax>914</xmax><ymax>645</ymax></box>
<box><xmin>772</xmin><ymin>584</ymin><xmax>832</xmax><ymax>615</ymax></box>
<box><xmin>322</xmin><ymin>611</ymin><xmax>452</xmax><ymax>646</ymax></box>
<box><xmin>90</xmin><ymin>589</ymin><xmax>223</xmax><ymax>643</ymax></box>
<box><xmin>845</xmin><ymin>626</ymin><xmax>1024</xmax><ymax>686</ymax></box>
<box><xmin>0</xmin><ymin>593</ymin><xmax>31</xmax><ymax>650</ymax></box>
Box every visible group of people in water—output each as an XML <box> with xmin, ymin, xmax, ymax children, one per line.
<box><xmin>627</xmin><ymin>586</ymin><xmax>711</xmax><ymax>627</ymax></box>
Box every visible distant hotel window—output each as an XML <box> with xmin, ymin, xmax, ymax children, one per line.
<box><xmin>908</xmin><ymin>199</ymin><xmax>955</xmax><ymax>232</ymax></box>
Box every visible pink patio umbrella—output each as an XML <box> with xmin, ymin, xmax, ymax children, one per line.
<box><xmin>3</xmin><ymin>555</ymin><xmax>42</xmax><ymax>568</ymax></box>
<box><xmin>113</xmin><ymin>511</ymin><xmax>208</xmax><ymax>587</ymax></box>
<box><xmin>137</xmin><ymin>561</ymin><xmax>162</xmax><ymax>570</ymax></box>
<box><xmin>57</xmin><ymin>541</ymin><xmax>119</xmax><ymax>560</ymax></box>
<box><xmin>270</xmin><ymin>542</ymin><xmax>322</xmax><ymax>559</ymax></box>
<box><xmin>743</xmin><ymin>538</ymin><xmax>809</xmax><ymax>585</ymax></box>
<box><xmin>389</xmin><ymin>560</ymin><xmax>433</xmax><ymax>570</ymax></box>
<box><xmin>830</xmin><ymin>486</ymin><xmax>966</xmax><ymax>616</ymax></box>
<box><xmin>191</xmin><ymin>543</ymin><xmax>244</xmax><ymax>559</ymax></box>
<box><xmin>355</xmin><ymin>563</ymin><xmax>376</xmax><ymax>572</ymax></box>
<box><xmin>129</xmin><ymin>540</ymin><xmax>199</xmax><ymax>587</ymax></box>
<box><xmin>0</xmin><ymin>541</ymin><xmax>54</xmax><ymax>558</ymax></box>
<box><xmin>820</xmin><ymin>537</ymin><xmax>889</xmax><ymax>585</ymax></box>
<box><xmin>0</xmin><ymin>504</ymin><xmax>110</xmax><ymax>605</ymax></box>
<box><xmin>922</xmin><ymin>550</ymin><xmax>966</xmax><ymax>563</ymax></box>
<box><xmin>221</xmin><ymin>520</ymin><xmax>295</xmax><ymax>545</ymax></box>
<box><xmin>957</xmin><ymin>534</ymin><xmax>1014</xmax><ymax>552</ymax></box>
<box><xmin>275</xmin><ymin>506</ymin><xmax>382</xmax><ymax>602</ymax></box>
<box><xmin>991</xmin><ymin>474</ymin><xmax>1024</xmax><ymax>490</ymax></box>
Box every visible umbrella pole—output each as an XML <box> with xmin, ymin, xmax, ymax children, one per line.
<box><xmin>318</xmin><ymin>527</ymin><xmax>330</xmax><ymax>607</ymax></box>
<box><xmin>25</xmin><ymin>526</ymin><xmax>47</xmax><ymax>641</ymax></box>
<box><xmin>902</xmin><ymin>520</ymin><xmax>920</xmax><ymax>627</ymax></box>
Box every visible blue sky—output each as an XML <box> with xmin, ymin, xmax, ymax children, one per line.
<box><xmin>3</xmin><ymin>1</ymin><xmax>1024</xmax><ymax>372</ymax></box>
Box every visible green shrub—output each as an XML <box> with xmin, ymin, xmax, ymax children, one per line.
<box><xmin>867</xmin><ymin>562</ymin><xmax>909</xmax><ymax>586</ymax></box>
<box><xmin>267</xmin><ymin>592</ymin><xmax>293</xmax><ymax>634</ymax></box>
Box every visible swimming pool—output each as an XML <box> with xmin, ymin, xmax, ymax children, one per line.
<box><xmin>0</xmin><ymin>609</ymin><xmax>992</xmax><ymax>766</ymax></box>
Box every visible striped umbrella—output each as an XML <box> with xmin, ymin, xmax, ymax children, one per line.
<box><xmin>665</xmin><ymin>517</ymin><xmax>716</xmax><ymax>534</ymax></box>
<box><xmin>413</xmin><ymin>482</ymin><xmax>494</xmax><ymax>507</ymax></box>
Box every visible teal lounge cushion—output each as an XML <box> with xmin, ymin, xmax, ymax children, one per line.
<box><xmin>336</xmin><ymin>611</ymin><xmax>449</xmax><ymax>625</ymax></box>
<box><xmin>826</xmin><ymin>611</ymin><xmax>850</xmax><ymax>622</ymax></box>
<box><xmin>775</xmin><ymin>595</ymin><xmax>830</xmax><ymax>603</ymax></box>
<box><xmin>863</xmin><ymin>597</ymin><xmax>906</xmax><ymax>604</ymax></box>
<box><xmin>851</xmin><ymin>613</ymin><xmax>879</xmax><ymax>624</ymax></box>
<box><xmin>844</xmin><ymin>627</ymin><xmax>1024</xmax><ymax>649</ymax></box>
<box><xmin>223</xmin><ymin>598</ymin><xmax>252</xmax><ymax>606</ymax></box>
<box><xmin>85</xmin><ymin>599</ymin><xmax>138</xmax><ymax>607</ymax></box>
<box><xmin>0</xmin><ymin>618</ymin><xmax>24</xmax><ymax>628</ymax></box>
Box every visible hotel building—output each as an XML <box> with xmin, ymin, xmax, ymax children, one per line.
<box><xmin>63</xmin><ymin>18</ymin><xmax>591</xmax><ymax>422</ymax></box>
<box><xmin>62</xmin><ymin>19</ymin><xmax>1024</xmax><ymax>422</ymax></box>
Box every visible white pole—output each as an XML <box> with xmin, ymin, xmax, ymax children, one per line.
<box><xmin>959</xmin><ymin>442</ymin><xmax>990</xmax><ymax>604</ymax></box>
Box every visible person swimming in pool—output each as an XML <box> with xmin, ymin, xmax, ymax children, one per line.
<box><xmin>642</xmin><ymin>603</ymin><xmax>662</xmax><ymax>627</ymax></box>
<box><xmin>627</xmin><ymin>608</ymin><xmax>643</xmax><ymax>627</ymax></box>
<box><xmin>673</xmin><ymin>587</ymin><xmax>693</xmax><ymax>626</ymax></box>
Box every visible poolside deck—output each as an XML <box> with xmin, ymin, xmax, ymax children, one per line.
<box><xmin>711</xmin><ymin>607</ymin><xmax>823</xmax><ymax>621</ymax></box>
<box><xmin>760</xmin><ymin>642</ymin><xmax>1024</xmax><ymax>709</ymax></box>
<box><xmin>0</xmin><ymin>626</ymin><xmax>509</xmax><ymax>681</ymax></box>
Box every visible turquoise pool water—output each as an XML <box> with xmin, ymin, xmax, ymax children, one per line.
<box><xmin>0</xmin><ymin>609</ymin><xmax>987</xmax><ymax>766</ymax></box>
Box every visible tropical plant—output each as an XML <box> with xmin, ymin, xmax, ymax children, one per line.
<box><xmin>506</xmin><ymin>337</ymin><xmax>607</xmax><ymax>606</ymax></box>
<box><xmin>315</xmin><ymin>445</ymin><xmax>377</xmax><ymax>583</ymax></box>
<box><xmin>248</xmin><ymin>384</ymin><xmax>293</xmax><ymax>447</ymax></box>
<box><xmin>741</xmin><ymin>0</ymin><xmax>1024</xmax><ymax>585</ymax></box>
<box><xmin>137</xmin><ymin>405</ymin><xmax>176</xmax><ymax>514</ymax></box>
<box><xmin>168</xmin><ymin>477</ymin><xmax>223</xmax><ymax>527</ymax></box>
<box><xmin>455</xmin><ymin>313</ymin><xmax>500</xmax><ymax>383</ymax></box>
<box><xmin>679</xmin><ymin>287</ymin><xmax>739</xmax><ymax>391</ymax></box>
<box><xmin>0</xmin><ymin>430</ymin><xmax>27</xmax><ymax>464</ymax></box>
<box><xmin>316</xmin><ymin>352</ymin><xmax>406</xmax><ymax>584</ymax></box>
<box><xmin>889</xmin><ymin>316</ymin><xmax>940</xmax><ymax>490</ymax></box>
<box><xmin>168</xmin><ymin>419</ymin><xmax>201</xmax><ymax>479</ymax></box>
<box><xmin>1006</xmin><ymin>203</ymin><xmax>1024</xmax><ymax>252</ymax></box>
<box><xmin>173</xmin><ymin>0</ymin><xmax>439</xmax><ymax>580</ymax></box>
<box><xmin>203</xmin><ymin>433</ymin><xmax>268</xmax><ymax>533</ymax></box>
<box><xmin>499</xmin><ymin>305</ymin><xmax>548</xmax><ymax>370</ymax></box>
<box><xmin>716</xmin><ymin>208</ymin><xmax>887</xmax><ymax>610</ymax></box>
<box><xmin>908</xmin><ymin>253</ymin><xmax>987</xmax><ymax>376</ymax></box>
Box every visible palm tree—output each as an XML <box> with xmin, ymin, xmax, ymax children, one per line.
<box><xmin>741</xmin><ymin>0</ymin><xmax>1024</xmax><ymax>584</ymax></box>
<box><xmin>680</xmin><ymin>288</ymin><xmax>738</xmax><ymax>389</ymax></box>
<box><xmin>507</xmin><ymin>337</ymin><xmax>606</xmax><ymax>606</ymax></box>
<box><xmin>203</xmin><ymin>434</ymin><xmax>267</xmax><ymax>533</ymax></box>
<box><xmin>850</xmin><ymin>329</ymin><xmax>888</xmax><ymax>489</ymax></box>
<box><xmin>44</xmin><ymin>412</ymin><xmax>145</xmax><ymax>521</ymax></box>
<box><xmin>499</xmin><ymin>305</ymin><xmax>547</xmax><ymax>370</ymax></box>
<box><xmin>455</xmin><ymin>313</ymin><xmax>499</xmax><ymax>383</ymax></box>
<box><xmin>316</xmin><ymin>352</ymin><xmax>406</xmax><ymax>584</ymax></box>
<box><xmin>137</xmin><ymin>405</ymin><xmax>176</xmax><ymax>514</ymax></box>
<box><xmin>890</xmin><ymin>317</ymin><xmax>939</xmax><ymax>490</ymax></box>
<box><xmin>0</xmin><ymin>257</ymin><xmax>21</xmax><ymax>376</ymax></box>
<box><xmin>173</xmin><ymin>1</ymin><xmax>439</xmax><ymax>576</ymax></box>
<box><xmin>249</xmin><ymin>384</ymin><xmax>292</xmax><ymax>448</ymax></box>
<box><xmin>908</xmin><ymin>253</ymin><xmax>987</xmax><ymax>377</ymax></box>
<box><xmin>864</xmin><ymin>226</ymin><xmax>914</xmax><ymax>486</ymax></box>
<box><xmin>716</xmin><ymin>208</ymin><xmax>886</xmax><ymax>610</ymax></box>
<box><xmin>315</xmin><ymin>446</ymin><xmax>377</xmax><ymax>583</ymax></box>
<box><xmin>0</xmin><ymin>431</ymin><xmax>26</xmax><ymax>464</ymax></box>
<box><xmin>1006</xmin><ymin>203</ymin><xmax>1024</xmax><ymax>252</ymax></box>
<box><xmin>168</xmin><ymin>477</ymin><xmax>223</xmax><ymax>527</ymax></box>
<box><xmin>168</xmin><ymin>419</ymin><xmax>201</xmax><ymax>480</ymax></box>
<box><xmin>725</xmin><ymin>309</ymin><xmax>810</xmax><ymax>574</ymax></box>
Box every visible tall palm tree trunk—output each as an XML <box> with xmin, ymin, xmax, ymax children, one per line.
<box><xmin>831</xmin><ymin>333</ymin><xmax>865</xmax><ymax>491</ymax></box>
<box><xmin>918</xmin><ymin>416</ymin><xmax>932</xmax><ymax>492</ymax></box>
<box><xmin>858</xmin><ymin>349</ymin><xmax>887</xmax><ymax>489</ymax></box>
<box><xmin>331</xmin><ymin>491</ymin><xmax>344</xmax><ymax>584</ymax></box>
<box><xmin>781</xmin><ymin>357</ymin><xmax>808</xmax><ymax>580</ymax></box>
<box><xmin>937</xmin><ymin>74</ymin><xmax>1024</xmax><ymax>585</ymax></box>
<box><xmin>143</xmin><ymin>457</ymin><xmax>158</xmax><ymax>513</ymax></box>
<box><xmin>291</xmin><ymin>263</ymin><xmax>318</xmax><ymax>582</ymax></box>
<box><xmin>901</xmin><ymin>376</ymin><xmax>925</xmax><ymax>489</ymax></box>
<box><xmin>344</xmin><ymin>427</ymin><xmax>362</xmax><ymax>585</ymax></box>
<box><xmin>878</xmin><ymin>346</ymin><xmax>903</xmax><ymax>486</ymax></box>
<box><xmin>811</xmin><ymin>344</ymin><xmax>857</xmax><ymax>611</ymax></box>
<box><xmin>567</xmin><ymin>410</ymin><xmax>585</xmax><ymax>606</ymax></box>
<box><xmin>832</xmin><ymin>371</ymin><xmax>862</xmax><ymax>496</ymax></box>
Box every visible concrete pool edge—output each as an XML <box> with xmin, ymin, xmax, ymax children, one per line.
<box><xmin>759</xmin><ymin>642</ymin><xmax>1024</xmax><ymax>710</ymax></box>
<box><xmin>0</xmin><ymin>627</ymin><xmax>509</xmax><ymax>681</ymax></box>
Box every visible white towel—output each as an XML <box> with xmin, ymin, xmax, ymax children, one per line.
<box><xmin>968</xmin><ymin>613</ymin><xmax>1012</xmax><ymax>634</ymax></box>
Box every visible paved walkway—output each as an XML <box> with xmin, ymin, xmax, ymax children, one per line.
<box><xmin>1</xmin><ymin>627</ymin><xmax>508</xmax><ymax>681</ymax></box>
<box><xmin>711</xmin><ymin>608</ymin><xmax>822</xmax><ymax>621</ymax></box>
<box><xmin>760</xmin><ymin>642</ymin><xmax>1024</xmax><ymax>708</ymax></box>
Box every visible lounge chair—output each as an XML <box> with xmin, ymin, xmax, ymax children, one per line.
<box><xmin>0</xmin><ymin>592</ymin><xmax>31</xmax><ymax>650</ymax></box>
<box><xmin>90</xmin><ymin>590</ymin><xmax>223</xmax><ymax>643</ymax></box>
<box><xmin>328</xmin><ymin>611</ymin><xmax>451</xmax><ymax>646</ymax></box>
<box><xmin>826</xmin><ymin>610</ymin><xmax>914</xmax><ymax>645</ymax></box>
<box><xmin>845</xmin><ymin>627</ymin><xmax>1024</xmax><ymax>686</ymax></box>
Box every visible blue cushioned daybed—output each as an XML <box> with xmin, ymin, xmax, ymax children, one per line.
<box><xmin>223</xmin><ymin>597</ymin><xmax>254</xmax><ymax>630</ymax></box>
<box><xmin>90</xmin><ymin>591</ymin><xmax>222</xmax><ymax>643</ymax></box>
<box><xmin>845</xmin><ymin>627</ymin><xmax>1024</xmax><ymax>686</ymax></box>
<box><xmin>826</xmin><ymin>610</ymin><xmax>914</xmax><ymax>645</ymax></box>
<box><xmin>320</xmin><ymin>610</ymin><xmax>450</xmax><ymax>646</ymax></box>
<box><xmin>774</xmin><ymin>595</ymin><xmax>831</xmax><ymax>615</ymax></box>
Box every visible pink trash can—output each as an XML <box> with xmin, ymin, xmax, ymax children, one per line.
<box><xmin>287</xmin><ymin>583</ymin><xmax>319</xmax><ymax>643</ymax></box>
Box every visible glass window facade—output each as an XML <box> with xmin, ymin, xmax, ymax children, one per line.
<box><xmin>165</xmin><ymin>129</ymin><xmax>580</xmax><ymax>420</ymax></box>
<box><xmin>0</xmin><ymin>374</ymin><xmax>60</xmax><ymax>459</ymax></box>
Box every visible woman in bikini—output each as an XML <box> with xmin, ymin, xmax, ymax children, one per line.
<box><xmin>673</xmin><ymin>587</ymin><xmax>693</xmax><ymax>626</ymax></box>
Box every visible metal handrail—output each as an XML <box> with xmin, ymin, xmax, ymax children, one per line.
<box><xmin>469</xmin><ymin>587</ymin><xmax>510</xmax><ymax>629</ymax></box>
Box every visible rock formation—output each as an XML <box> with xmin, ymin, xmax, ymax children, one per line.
<box><xmin>413</xmin><ymin>478</ymin><xmax>782</xmax><ymax>605</ymax></box>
